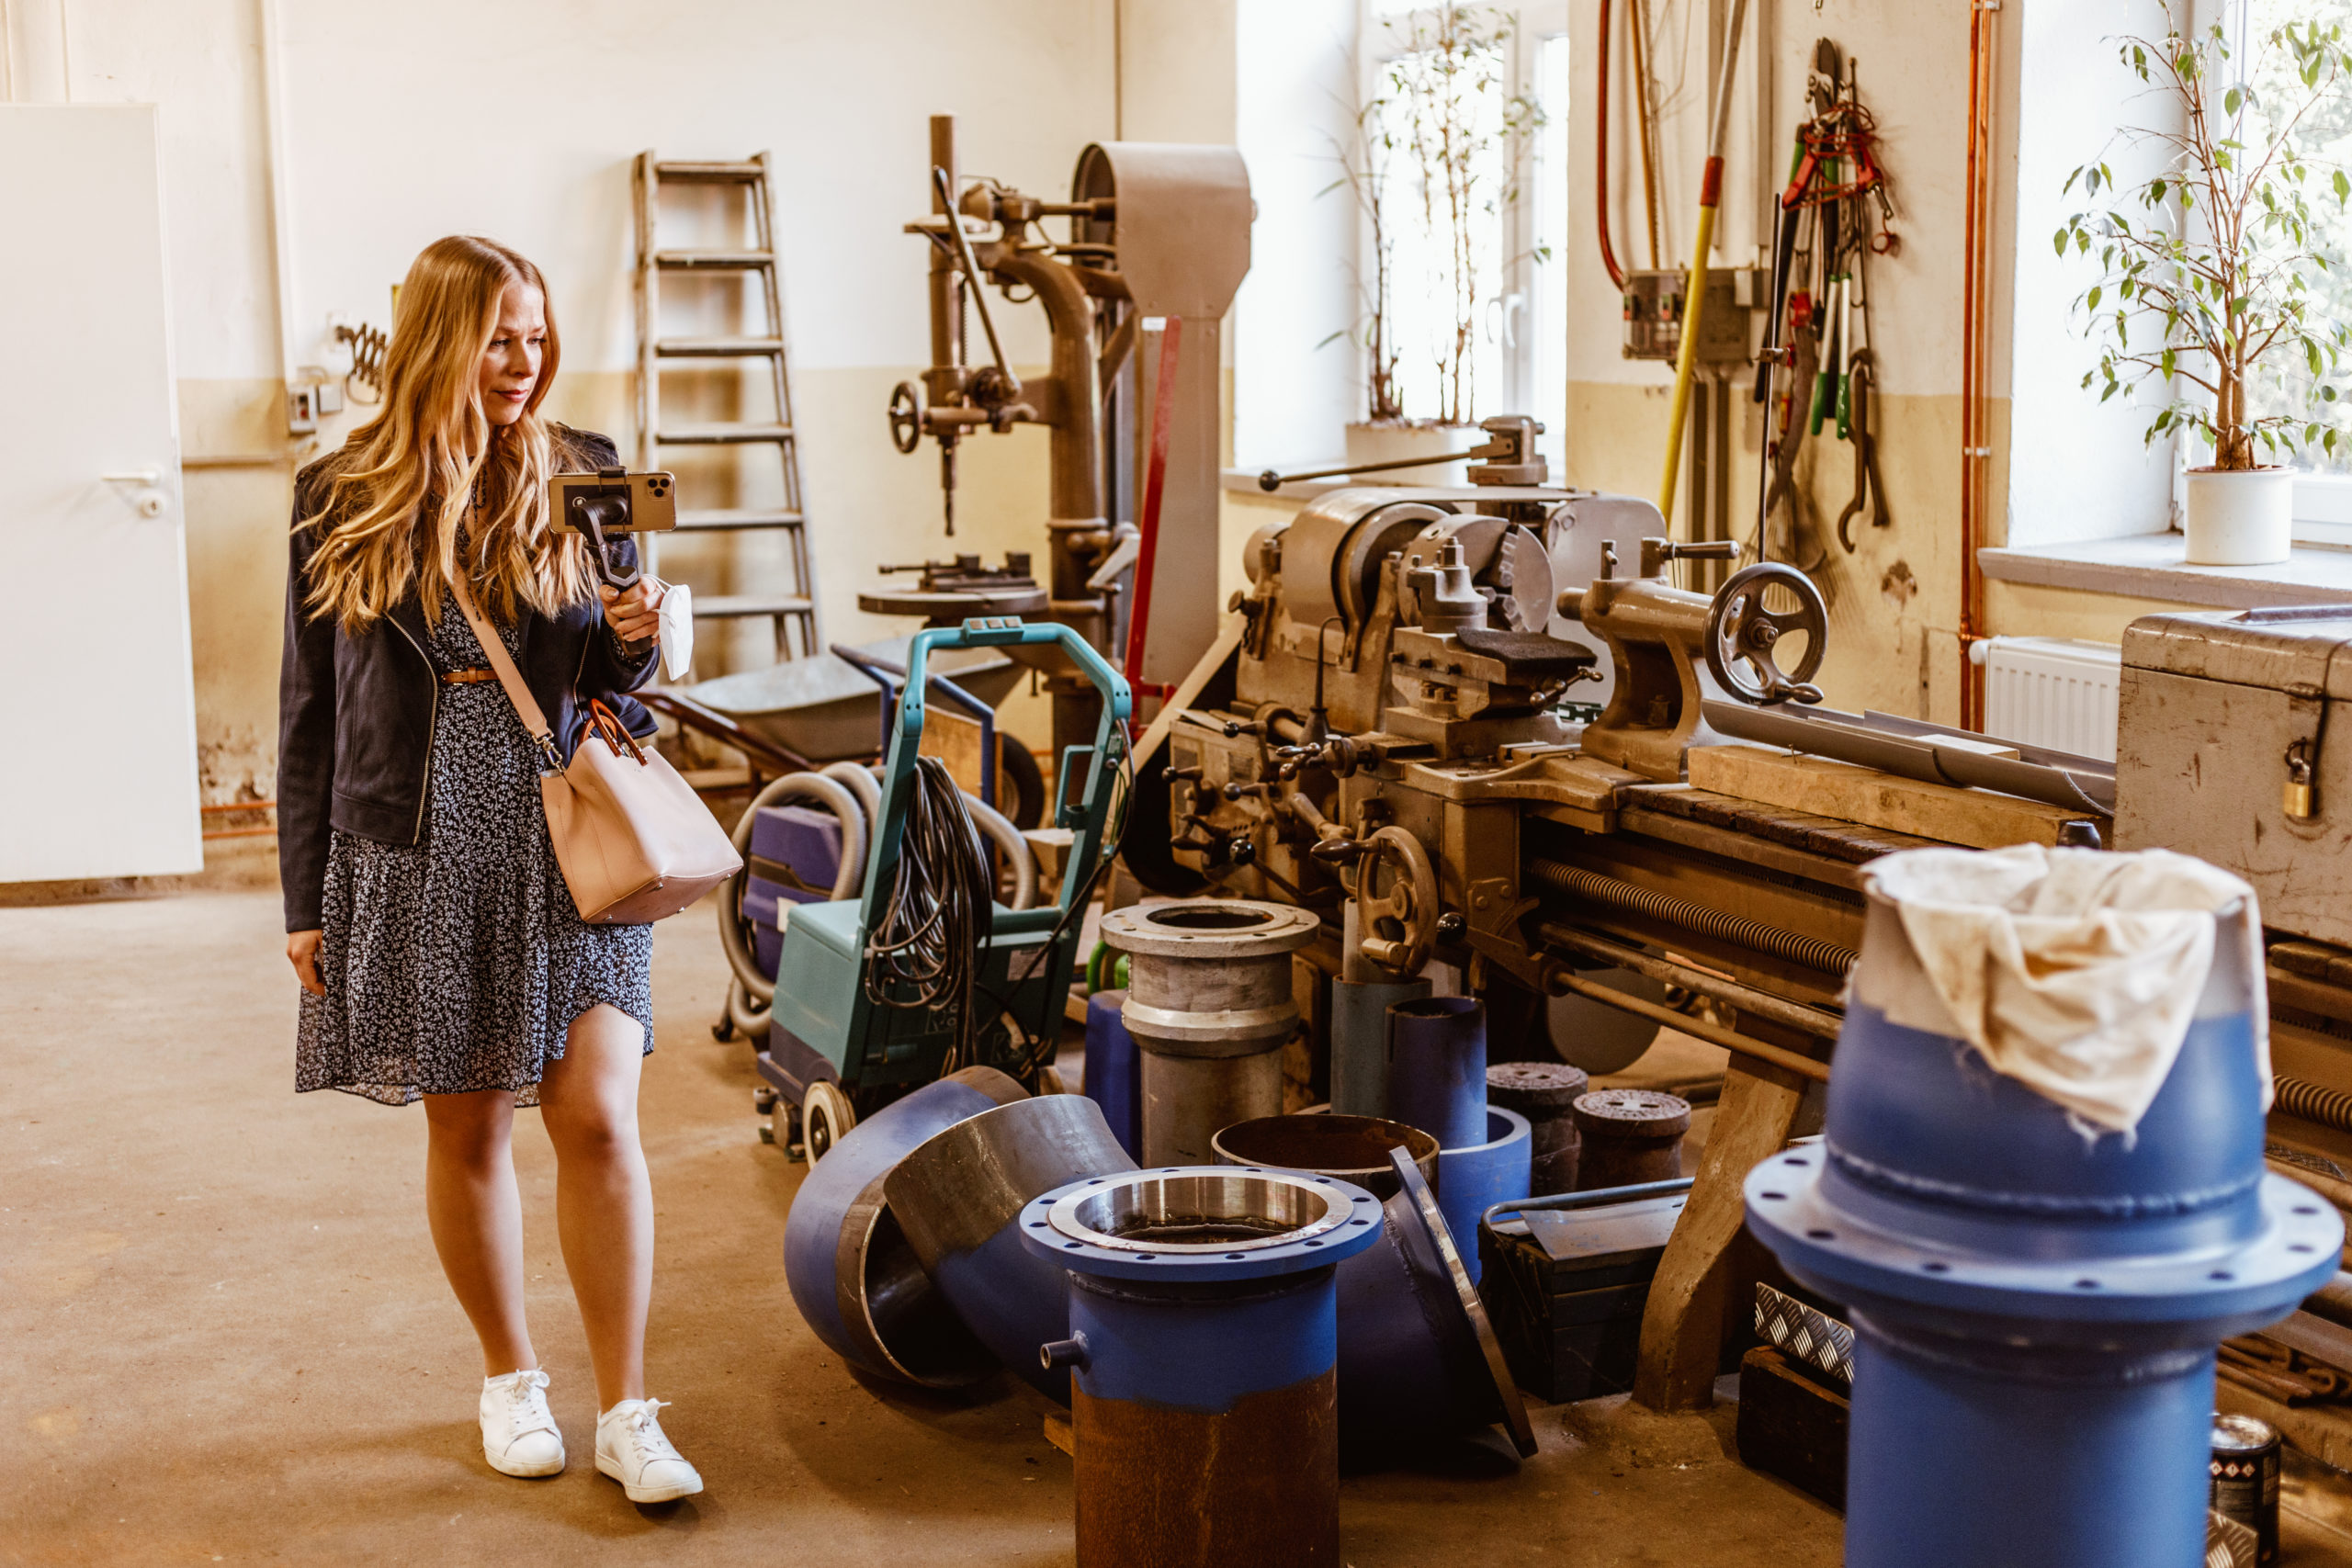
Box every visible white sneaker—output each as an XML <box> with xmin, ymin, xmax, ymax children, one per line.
<box><xmin>595</xmin><ymin>1398</ymin><xmax>704</xmax><ymax>1504</ymax></box>
<box><xmin>479</xmin><ymin>1369</ymin><xmax>565</xmax><ymax>1478</ymax></box>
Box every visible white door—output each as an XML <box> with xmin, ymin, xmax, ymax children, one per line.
<box><xmin>0</xmin><ymin>106</ymin><xmax>200</xmax><ymax>881</ymax></box>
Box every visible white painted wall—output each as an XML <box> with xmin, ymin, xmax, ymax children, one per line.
<box><xmin>273</xmin><ymin>1</ymin><xmax>1113</xmax><ymax>380</ymax></box>
<box><xmin>7</xmin><ymin>0</ymin><xmax>1258</xmax><ymax>808</ymax></box>
<box><xmin>1233</xmin><ymin>0</ymin><xmax>1360</xmax><ymax>467</ymax></box>
<box><xmin>1561</xmin><ymin>0</ymin><xmax>1976</xmax><ymax>401</ymax></box>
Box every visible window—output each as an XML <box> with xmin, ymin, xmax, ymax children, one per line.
<box><xmin>1364</xmin><ymin>3</ymin><xmax>1569</xmax><ymax>465</ymax></box>
<box><xmin>2242</xmin><ymin>0</ymin><xmax>2352</xmax><ymax>543</ymax></box>
<box><xmin>1231</xmin><ymin>1</ymin><xmax>1568</xmax><ymax>473</ymax></box>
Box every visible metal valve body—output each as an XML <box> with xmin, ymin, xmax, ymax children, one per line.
<box><xmin>1101</xmin><ymin>900</ymin><xmax>1321</xmax><ymax>1165</ymax></box>
<box><xmin>1022</xmin><ymin>1168</ymin><xmax>1385</xmax><ymax>1568</ymax></box>
<box><xmin>1746</xmin><ymin>893</ymin><xmax>2343</xmax><ymax>1568</ymax></box>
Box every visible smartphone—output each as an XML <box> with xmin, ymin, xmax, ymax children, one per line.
<box><xmin>549</xmin><ymin>469</ymin><xmax>676</xmax><ymax>588</ymax></box>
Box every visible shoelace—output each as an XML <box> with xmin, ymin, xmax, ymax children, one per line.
<box><xmin>617</xmin><ymin>1400</ymin><xmax>677</xmax><ymax>1462</ymax></box>
<box><xmin>495</xmin><ymin>1372</ymin><xmax>556</xmax><ymax>1438</ymax></box>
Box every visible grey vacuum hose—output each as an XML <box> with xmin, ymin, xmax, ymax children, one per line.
<box><xmin>718</xmin><ymin>765</ymin><xmax>1036</xmax><ymax>1041</ymax></box>
<box><xmin>719</xmin><ymin>772</ymin><xmax>870</xmax><ymax>1039</ymax></box>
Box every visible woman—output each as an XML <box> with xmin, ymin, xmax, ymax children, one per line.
<box><xmin>277</xmin><ymin>235</ymin><xmax>700</xmax><ymax>1505</ymax></box>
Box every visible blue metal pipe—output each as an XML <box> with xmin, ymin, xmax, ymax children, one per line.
<box><xmin>1329</xmin><ymin>976</ymin><xmax>1431</xmax><ymax>1119</ymax></box>
<box><xmin>1385</xmin><ymin>995</ymin><xmax>1488</xmax><ymax>1150</ymax></box>
<box><xmin>1334</xmin><ymin>1147</ymin><xmax>1537</xmax><ymax>1455</ymax></box>
<box><xmin>781</xmin><ymin>1067</ymin><xmax>1026</xmax><ymax>1387</ymax></box>
<box><xmin>1434</xmin><ymin>1108</ymin><xmax>1532</xmax><ymax>1285</ymax></box>
<box><xmin>1081</xmin><ymin>989</ymin><xmax>1140</xmax><ymax>1159</ymax></box>
<box><xmin>882</xmin><ymin>1094</ymin><xmax>1136</xmax><ymax>1404</ymax></box>
<box><xmin>1747</xmin><ymin>886</ymin><xmax>2343</xmax><ymax>1568</ymax></box>
<box><xmin>1021</xmin><ymin>1168</ymin><xmax>1384</xmax><ymax>1568</ymax></box>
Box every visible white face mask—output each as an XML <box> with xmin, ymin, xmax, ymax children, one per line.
<box><xmin>656</xmin><ymin>581</ymin><xmax>695</xmax><ymax>681</ymax></box>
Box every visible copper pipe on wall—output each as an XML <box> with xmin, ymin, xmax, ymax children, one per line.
<box><xmin>1596</xmin><ymin>0</ymin><xmax>1627</xmax><ymax>291</ymax></box>
<box><xmin>1958</xmin><ymin>1</ymin><xmax>1999</xmax><ymax>731</ymax></box>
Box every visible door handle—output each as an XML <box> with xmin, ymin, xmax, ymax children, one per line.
<box><xmin>102</xmin><ymin>469</ymin><xmax>169</xmax><ymax>517</ymax></box>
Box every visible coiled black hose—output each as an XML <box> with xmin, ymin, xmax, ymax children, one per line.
<box><xmin>863</xmin><ymin>756</ymin><xmax>993</xmax><ymax>1066</ymax></box>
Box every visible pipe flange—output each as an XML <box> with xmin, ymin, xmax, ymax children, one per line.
<box><xmin>1022</xmin><ymin>1167</ymin><xmax>1385</xmax><ymax>1282</ymax></box>
<box><xmin>1747</xmin><ymin>1157</ymin><xmax>2343</xmax><ymax>1335</ymax></box>
<box><xmin>1099</xmin><ymin>900</ymin><xmax>1322</xmax><ymax>960</ymax></box>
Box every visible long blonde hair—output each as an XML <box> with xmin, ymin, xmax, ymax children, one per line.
<box><xmin>300</xmin><ymin>235</ymin><xmax>592</xmax><ymax>634</ymax></box>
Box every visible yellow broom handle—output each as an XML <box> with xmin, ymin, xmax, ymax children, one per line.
<box><xmin>1657</xmin><ymin>180</ymin><xmax>1720</xmax><ymax>525</ymax></box>
<box><xmin>1657</xmin><ymin>0</ymin><xmax>1748</xmax><ymax>527</ymax></box>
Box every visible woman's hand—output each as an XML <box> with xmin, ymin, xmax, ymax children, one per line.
<box><xmin>600</xmin><ymin>579</ymin><xmax>664</xmax><ymax>645</ymax></box>
<box><xmin>288</xmin><ymin>930</ymin><xmax>325</xmax><ymax>997</ymax></box>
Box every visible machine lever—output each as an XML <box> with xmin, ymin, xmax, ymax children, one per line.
<box><xmin>931</xmin><ymin>166</ymin><xmax>1021</xmax><ymax>400</ymax></box>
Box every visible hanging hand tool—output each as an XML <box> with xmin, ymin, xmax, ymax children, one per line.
<box><xmin>1836</xmin><ymin>348</ymin><xmax>1890</xmax><ymax>552</ymax></box>
<box><xmin>1762</xmin><ymin>301</ymin><xmax>1824</xmax><ymax>571</ymax></box>
<box><xmin>1657</xmin><ymin>0</ymin><xmax>1750</xmax><ymax>528</ymax></box>
<box><xmin>1808</xmin><ymin>274</ymin><xmax>1841</xmax><ymax>437</ymax></box>
<box><xmin>1833</xmin><ymin>267</ymin><xmax>1853</xmax><ymax>438</ymax></box>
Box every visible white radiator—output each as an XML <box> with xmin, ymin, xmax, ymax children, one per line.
<box><xmin>1973</xmin><ymin>637</ymin><xmax>2121</xmax><ymax>762</ymax></box>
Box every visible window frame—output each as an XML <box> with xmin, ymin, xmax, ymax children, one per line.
<box><xmin>1358</xmin><ymin>0</ymin><xmax>1570</xmax><ymax>458</ymax></box>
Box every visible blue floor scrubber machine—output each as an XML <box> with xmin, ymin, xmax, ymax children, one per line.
<box><xmin>764</xmin><ymin>617</ymin><xmax>1130</xmax><ymax>1158</ymax></box>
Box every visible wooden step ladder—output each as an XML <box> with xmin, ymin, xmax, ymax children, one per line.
<box><xmin>632</xmin><ymin>152</ymin><xmax>818</xmax><ymax>662</ymax></box>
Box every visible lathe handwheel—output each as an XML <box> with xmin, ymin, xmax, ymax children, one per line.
<box><xmin>887</xmin><ymin>381</ymin><xmax>924</xmax><ymax>456</ymax></box>
<box><xmin>1704</xmin><ymin>562</ymin><xmax>1828</xmax><ymax>706</ymax></box>
<box><xmin>1356</xmin><ymin>825</ymin><xmax>1440</xmax><ymax>977</ymax></box>
<box><xmin>802</xmin><ymin>1080</ymin><xmax>855</xmax><ymax>1165</ymax></box>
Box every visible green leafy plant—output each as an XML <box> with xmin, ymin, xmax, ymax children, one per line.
<box><xmin>1325</xmin><ymin>3</ymin><xmax>1545</xmax><ymax>427</ymax></box>
<box><xmin>2057</xmin><ymin>17</ymin><xmax>2352</xmax><ymax>468</ymax></box>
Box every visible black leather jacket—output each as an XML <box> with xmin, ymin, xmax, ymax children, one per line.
<box><xmin>277</xmin><ymin>428</ymin><xmax>659</xmax><ymax>931</ymax></box>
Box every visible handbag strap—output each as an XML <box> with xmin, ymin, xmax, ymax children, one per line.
<box><xmin>447</xmin><ymin>573</ymin><xmax>565</xmax><ymax>773</ymax></box>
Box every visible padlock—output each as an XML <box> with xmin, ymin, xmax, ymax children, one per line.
<box><xmin>2285</xmin><ymin>746</ymin><xmax>2318</xmax><ymax>821</ymax></box>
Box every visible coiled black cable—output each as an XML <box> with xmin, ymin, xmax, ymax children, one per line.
<box><xmin>863</xmin><ymin>755</ymin><xmax>993</xmax><ymax>1066</ymax></box>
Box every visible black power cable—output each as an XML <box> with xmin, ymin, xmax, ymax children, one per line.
<box><xmin>862</xmin><ymin>755</ymin><xmax>993</xmax><ymax>1067</ymax></box>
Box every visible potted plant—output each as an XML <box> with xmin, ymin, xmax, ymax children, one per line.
<box><xmin>1328</xmin><ymin>1</ymin><xmax>1543</xmax><ymax>484</ymax></box>
<box><xmin>2058</xmin><ymin>17</ymin><xmax>2352</xmax><ymax>564</ymax></box>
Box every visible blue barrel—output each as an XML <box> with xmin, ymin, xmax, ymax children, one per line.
<box><xmin>781</xmin><ymin>1067</ymin><xmax>1025</xmax><ymax>1387</ymax></box>
<box><xmin>1022</xmin><ymin>1168</ymin><xmax>1384</xmax><ymax>1568</ymax></box>
<box><xmin>1329</xmin><ymin>976</ymin><xmax>1431</xmax><ymax>1119</ymax></box>
<box><xmin>1386</xmin><ymin>996</ymin><xmax>1488</xmax><ymax>1150</ymax></box>
<box><xmin>1747</xmin><ymin>873</ymin><xmax>2343</xmax><ymax>1568</ymax></box>
<box><xmin>1081</xmin><ymin>989</ymin><xmax>1141</xmax><ymax>1160</ymax></box>
<box><xmin>882</xmin><ymin>1094</ymin><xmax>1136</xmax><ymax>1404</ymax></box>
<box><xmin>1433</xmin><ymin>1107</ymin><xmax>1532</xmax><ymax>1284</ymax></box>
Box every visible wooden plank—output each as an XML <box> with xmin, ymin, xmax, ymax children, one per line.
<box><xmin>1632</xmin><ymin>1058</ymin><xmax>1810</xmax><ymax>1413</ymax></box>
<box><xmin>1687</xmin><ymin>744</ymin><xmax>2104</xmax><ymax>851</ymax></box>
<box><xmin>917</xmin><ymin>707</ymin><xmax>1018</xmax><ymax>806</ymax></box>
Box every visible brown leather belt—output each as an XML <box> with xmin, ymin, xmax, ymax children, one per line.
<box><xmin>440</xmin><ymin>667</ymin><xmax>498</xmax><ymax>685</ymax></box>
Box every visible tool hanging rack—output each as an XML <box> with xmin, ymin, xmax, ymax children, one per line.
<box><xmin>1751</xmin><ymin>42</ymin><xmax>1900</xmax><ymax>574</ymax></box>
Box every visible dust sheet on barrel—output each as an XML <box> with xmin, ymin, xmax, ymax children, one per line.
<box><xmin>1866</xmin><ymin>844</ymin><xmax>2267</xmax><ymax>1136</ymax></box>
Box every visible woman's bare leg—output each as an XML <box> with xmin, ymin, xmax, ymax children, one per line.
<box><xmin>421</xmin><ymin>1089</ymin><xmax>537</xmax><ymax>1377</ymax></box>
<box><xmin>537</xmin><ymin>1004</ymin><xmax>652</xmax><ymax>1408</ymax></box>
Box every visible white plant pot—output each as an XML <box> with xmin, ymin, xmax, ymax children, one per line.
<box><xmin>1343</xmin><ymin>421</ymin><xmax>1484</xmax><ymax>488</ymax></box>
<box><xmin>2183</xmin><ymin>467</ymin><xmax>2294</xmax><ymax>566</ymax></box>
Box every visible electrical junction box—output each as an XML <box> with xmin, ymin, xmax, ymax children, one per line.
<box><xmin>2116</xmin><ymin>606</ymin><xmax>2352</xmax><ymax>946</ymax></box>
<box><xmin>1621</xmin><ymin>266</ymin><xmax>1763</xmax><ymax>364</ymax></box>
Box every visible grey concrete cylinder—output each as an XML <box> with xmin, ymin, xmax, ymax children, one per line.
<box><xmin>1101</xmin><ymin>900</ymin><xmax>1322</xmax><ymax>1166</ymax></box>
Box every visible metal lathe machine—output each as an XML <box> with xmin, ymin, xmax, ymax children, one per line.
<box><xmin>1112</xmin><ymin>416</ymin><xmax>2352</xmax><ymax>1426</ymax></box>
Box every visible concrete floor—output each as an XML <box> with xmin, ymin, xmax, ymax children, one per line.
<box><xmin>1</xmin><ymin>886</ymin><xmax>1843</xmax><ymax>1565</ymax></box>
